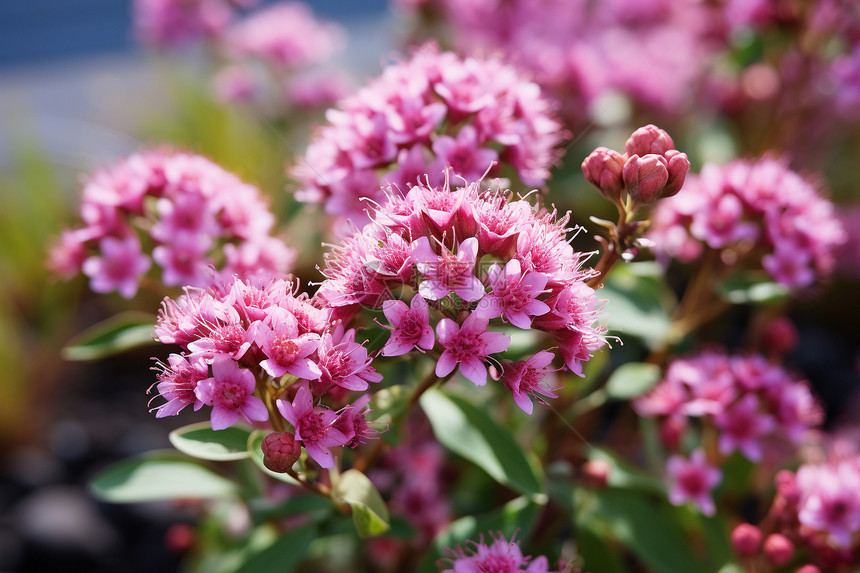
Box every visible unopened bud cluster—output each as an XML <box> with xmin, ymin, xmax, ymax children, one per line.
<box><xmin>581</xmin><ymin>124</ymin><xmax>690</xmax><ymax>210</ymax></box>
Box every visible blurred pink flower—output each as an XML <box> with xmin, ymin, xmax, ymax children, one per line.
<box><xmin>666</xmin><ymin>449</ymin><xmax>722</xmax><ymax>516</ymax></box>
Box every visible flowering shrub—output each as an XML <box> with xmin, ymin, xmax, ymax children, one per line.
<box><xmin>33</xmin><ymin>3</ymin><xmax>860</xmax><ymax>571</ymax></box>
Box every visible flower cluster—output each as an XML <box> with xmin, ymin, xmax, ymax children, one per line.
<box><xmin>317</xmin><ymin>177</ymin><xmax>605</xmax><ymax>412</ymax></box>
<box><xmin>291</xmin><ymin>43</ymin><xmax>566</xmax><ymax>233</ymax></box>
<box><xmin>581</xmin><ymin>124</ymin><xmax>690</xmax><ymax>210</ymax></box>
<box><xmin>393</xmin><ymin>0</ymin><xmax>718</xmax><ymax>124</ymax></box>
<box><xmin>648</xmin><ymin>158</ymin><xmax>846</xmax><ymax>289</ymax></box>
<box><xmin>440</xmin><ymin>531</ymin><xmax>571</xmax><ymax>573</ymax></box>
<box><xmin>150</xmin><ymin>276</ymin><xmax>381</xmax><ymax>468</ymax></box>
<box><xmin>636</xmin><ymin>350</ymin><xmax>822</xmax><ymax>463</ymax></box>
<box><xmin>213</xmin><ymin>2</ymin><xmax>350</xmax><ymax>112</ymax></box>
<box><xmin>49</xmin><ymin>150</ymin><xmax>295</xmax><ymax>298</ymax></box>
<box><xmin>760</xmin><ymin>456</ymin><xmax>860</xmax><ymax>569</ymax></box>
<box><xmin>133</xmin><ymin>0</ymin><xmax>249</xmax><ymax>47</ymax></box>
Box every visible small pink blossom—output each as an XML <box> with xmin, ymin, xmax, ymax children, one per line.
<box><xmin>333</xmin><ymin>394</ymin><xmax>379</xmax><ymax>449</ymax></box>
<box><xmin>499</xmin><ymin>350</ymin><xmax>559</xmax><ymax>415</ymax></box>
<box><xmin>276</xmin><ymin>384</ymin><xmax>347</xmax><ymax>468</ymax></box>
<box><xmin>195</xmin><ymin>356</ymin><xmax>268</xmax><ymax>430</ymax></box>
<box><xmin>315</xmin><ymin>326</ymin><xmax>382</xmax><ymax>392</ymax></box>
<box><xmin>150</xmin><ymin>354</ymin><xmax>208</xmax><ymax>417</ymax></box>
<box><xmin>714</xmin><ymin>394</ymin><xmax>776</xmax><ymax>461</ymax></box>
<box><xmin>414</xmin><ymin>236</ymin><xmax>485</xmax><ymax>302</ymax></box>
<box><xmin>436</xmin><ymin>313</ymin><xmax>510</xmax><ymax>386</ymax></box>
<box><xmin>431</xmin><ymin>125</ymin><xmax>498</xmax><ymax>182</ymax></box>
<box><xmin>475</xmin><ymin>259</ymin><xmax>550</xmax><ymax>329</ymax></box>
<box><xmin>796</xmin><ymin>460</ymin><xmax>860</xmax><ymax>548</ymax></box>
<box><xmin>666</xmin><ymin>450</ymin><xmax>722</xmax><ymax>516</ymax></box>
<box><xmin>81</xmin><ymin>235</ymin><xmax>151</xmax><ymax>299</ymax></box>
<box><xmin>442</xmin><ymin>531</ymin><xmax>569</xmax><ymax>573</ymax></box>
<box><xmin>381</xmin><ymin>294</ymin><xmax>435</xmax><ymax>356</ymax></box>
<box><xmin>255</xmin><ymin>306</ymin><xmax>321</xmax><ymax>380</ymax></box>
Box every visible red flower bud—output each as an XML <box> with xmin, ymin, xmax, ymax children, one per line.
<box><xmin>659</xmin><ymin>416</ymin><xmax>686</xmax><ymax>450</ymax></box>
<box><xmin>731</xmin><ymin>523</ymin><xmax>763</xmax><ymax>557</ymax></box>
<box><xmin>581</xmin><ymin>458</ymin><xmax>611</xmax><ymax>489</ymax></box>
<box><xmin>262</xmin><ymin>431</ymin><xmax>302</xmax><ymax>473</ymax></box>
<box><xmin>764</xmin><ymin>533</ymin><xmax>795</xmax><ymax>565</ymax></box>
<box><xmin>581</xmin><ymin>147</ymin><xmax>625</xmax><ymax>202</ymax></box>
<box><xmin>623</xmin><ymin>153</ymin><xmax>669</xmax><ymax>205</ymax></box>
<box><xmin>625</xmin><ymin>124</ymin><xmax>675</xmax><ymax>157</ymax></box>
<box><xmin>165</xmin><ymin>522</ymin><xmax>195</xmax><ymax>554</ymax></box>
<box><xmin>663</xmin><ymin>150</ymin><xmax>690</xmax><ymax>198</ymax></box>
<box><xmin>761</xmin><ymin>316</ymin><xmax>798</xmax><ymax>356</ymax></box>
<box><xmin>795</xmin><ymin>566</ymin><xmax>822</xmax><ymax>573</ymax></box>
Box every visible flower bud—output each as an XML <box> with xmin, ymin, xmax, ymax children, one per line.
<box><xmin>731</xmin><ymin>523</ymin><xmax>763</xmax><ymax>557</ymax></box>
<box><xmin>659</xmin><ymin>416</ymin><xmax>686</xmax><ymax>450</ymax></box>
<box><xmin>623</xmin><ymin>153</ymin><xmax>669</xmax><ymax>205</ymax></box>
<box><xmin>625</xmin><ymin>124</ymin><xmax>675</xmax><ymax>157</ymax></box>
<box><xmin>795</xmin><ymin>566</ymin><xmax>822</xmax><ymax>573</ymax></box>
<box><xmin>165</xmin><ymin>522</ymin><xmax>195</xmax><ymax>554</ymax></box>
<box><xmin>262</xmin><ymin>431</ymin><xmax>302</xmax><ymax>473</ymax></box>
<box><xmin>581</xmin><ymin>147</ymin><xmax>625</xmax><ymax>202</ymax></box>
<box><xmin>761</xmin><ymin>316</ymin><xmax>798</xmax><ymax>356</ymax></box>
<box><xmin>764</xmin><ymin>533</ymin><xmax>794</xmax><ymax>565</ymax></box>
<box><xmin>662</xmin><ymin>150</ymin><xmax>690</xmax><ymax>198</ymax></box>
<box><xmin>581</xmin><ymin>458</ymin><xmax>611</xmax><ymax>489</ymax></box>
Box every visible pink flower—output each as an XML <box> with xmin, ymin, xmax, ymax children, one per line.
<box><xmin>500</xmin><ymin>351</ymin><xmax>559</xmax><ymax>415</ymax></box>
<box><xmin>442</xmin><ymin>531</ymin><xmax>569</xmax><ymax>573</ymax></box>
<box><xmin>436</xmin><ymin>313</ymin><xmax>511</xmax><ymax>386</ymax></box>
<box><xmin>714</xmin><ymin>394</ymin><xmax>776</xmax><ymax>462</ymax></box>
<box><xmin>186</xmin><ymin>302</ymin><xmax>253</xmax><ymax>362</ymax></box>
<box><xmin>333</xmin><ymin>394</ymin><xmax>379</xmax><ymax>449</ymax></box>
<box><xmin>194</xmin><ymin>356</ymin><xmax>268</xmax><ymax>430</ymax></box>
<box><xmin>431</xmin><ymin>126</ymin><xmax>499</xmax><ymax>182</ymax></box>
<box><xmin>150</xmin><ymin>354</ymin><xmax>208</xmax><ymax>417</ymax></box>
<box><xmin>152</xmin><ymin>235</ymin><xmax>212</xmax><ymax>288</ymax></box>
<box><xmin>82</xmin><ymin>235</ymin><xmax>151</xmax><ymax>299</ymax></box>
<box><xmin>475</xmin><ymin>259</ymin><xmax>550</xmax><ymax>329</ymax></box>
<box><xmin>381</xmin><ymin>294</ymin><xmax>435</xmax><ymax>356</ymax></box>
<box><xmin>255</xmin><ymin>306</ymin><xmax>321</xmax><ymax>380</ymax></box>
<box><xmin>414</xmin><ymin>236</ymin><xmax>485</xmax><ymax>302</ymax></box>
<box><xmin>796</xmin><ymin>460</ymin><xmax>860</xmax><ymax>548</ymax></box>
<box><xmin>276</xmin><ymin>384</ymin><xmax>348</xmax><ymax>468</ymax></box>
<box><xmin>315</xmin><ymin>326</ymin><xmax>382</xmax><ymax>392</ymax></box>
<box><xmin>666</xmin><ymin>450</ymin><xmax>722</xmax><ymax>516</ymax></box>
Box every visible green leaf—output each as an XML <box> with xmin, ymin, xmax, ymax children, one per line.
<box><xmin>234</xmin><ymin>525</ymin><xmax>316</xmax><ymax>573</ymax></box>
<box><xmin>61</xmin><ymin>312</ymin><xmax>157</xmax><ymax>361</ymax></box>
<box><xmin>600</xmin><ymin>262</ymin><xmax>675</xmax><ymax>349</ymax></box>
<box><xmin>169</xmin><ymin>422</ymin><xmax>253</xmax><ymax>461</ymax></box>
<box><xmin>604</xmin><ymin>362</ymin><xmax>662</xmax><ymax>401</ymax></box>
<box><xmin>249</xmin><ymin>496</ymin><xmax>333</xmax><ymax>524</ymax></box>
<box><xmin>332</xmin><ymin>469</ymin><xmax>390</xmax><ymax>538</ymax></box>
<box><xmin>717</xmin><ymin>273</ymin><xmax>789</xmax><ymax>304</ymax></box>
<box><xmin>577</xmin><ymin>525</ymin><xmax>627</xmax><ymax>573</ymax></box>
<box><xmin>247</xmin><ymin>431</ymin><xmax>299</xmax><ymax>485</ymax></box>
<box><xmin>89</xmin><ymin>451</ymin><xmax>237</xmax><ymax>503</ymax></box>
<box><xmin>420</xmin><ymin>389</ymin><xmax>545</xmax><ymax>498</ymax></box>
<box><xmin>582</xmin><ymin>489</ymin><xmax>702</xmax><ymax>573</ymax></box>
<box><xmin>418</xmin><ymin>496</ymin><xmax>540</xmax><ymax>573</ymax></box>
